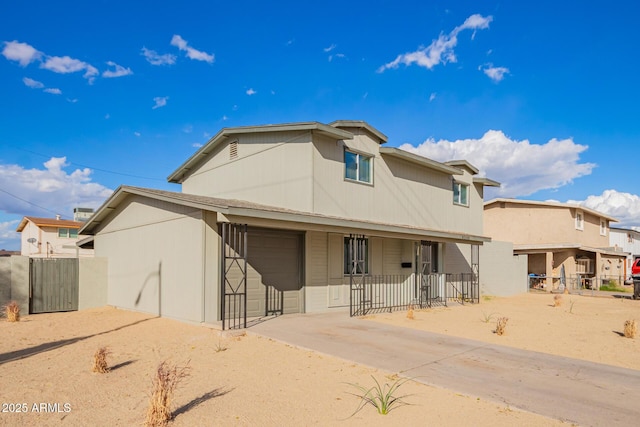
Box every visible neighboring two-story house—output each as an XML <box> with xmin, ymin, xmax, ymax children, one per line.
<box><xmin>80</xmin><ymin>120</ymin><xmax>506</xmax><ymax>326</ymax></box>
<box><xmin>16</xmin><ymin>215</ymin><xmax>94</xmax><ymax>258</ymax></box>
<box><xmin>484</xmin><ymin>198</ymin><xmax>627</xmax><ymax>290</ymax></box>
<box><xmin>609</xmin><ymin>227</ymin><xmax>640</xmax><ymax>282</ymax></box>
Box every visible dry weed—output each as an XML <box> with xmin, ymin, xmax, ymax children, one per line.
<box><xmin>624</xmin><ymin>320</ymin><xmax>637</xmax><ymax>339</ymax></box>
<box><xmin>4</xmin><ymin>301</ymin><xmax>20</xmax><ymax>322</ymax></box>
<box><xmin>145</xmin><ymin>360</ymin><xmax>191</xmax><ymax>427</ymax></box>
<box><xmin>92</xmin><ymin>347</ymin><xmax>111</xmax><ymax>373</ymax></box>
<box><xmin>495</xmin><ymin>317</ymin><xmax>509</xmax><ymax>336</ymax></box>
<box><xmin>553</xmin><ymin>294</ymin><xmax>563</xmax><ymax>307</ymax></box>
<box><xmin>406</xmin><ymin>305</ymin><xmax>414</xmax><ymax>320</ymax></box>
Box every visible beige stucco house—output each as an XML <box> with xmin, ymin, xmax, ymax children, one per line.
<box><xmin>16</xmin><ymin>216</ymin><xmax>94</xmax><ymax>258</ymax></box>
<box><xmin>484</xmin><ymin>198</ymin><xmax>627</xmax><ymax>290</ymax></box>
<box><xmin>80</xmin><ymin>120</ymin><xmax>517</xmax><ymax>328</ymax></box>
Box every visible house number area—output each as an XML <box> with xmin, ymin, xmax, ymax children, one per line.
<box><xmin>2</xmin><ymin>402</ymin><xmax>72</xmax><ymax>413</ymax></box>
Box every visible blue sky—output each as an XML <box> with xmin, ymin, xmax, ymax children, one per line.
<box><xmin>1</xmin><ymin>1</ymin><xmax>639</xmax><ymax>249</ymax></box>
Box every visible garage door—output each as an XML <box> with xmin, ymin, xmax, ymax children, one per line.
<box><xmin>246</xmin><ymin>228</ymin><xmax>303</xmax><ymax>317</ymax></box>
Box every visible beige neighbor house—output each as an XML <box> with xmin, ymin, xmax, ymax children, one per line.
<box><xmin>80</xmin><ymin>120</ymin><xmax>522</xmax><ymax>328</ymax></box>
<box><xmin>484</xmin><ymin>198</ymin><xmax>627</xmax><ymax>291</ymax></box>
<box><xmin>16</xmin><ymin>216</ymin><xmax>94</xmax><ymax>258</ymax></box>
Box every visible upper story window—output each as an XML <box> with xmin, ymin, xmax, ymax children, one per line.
<box><xmin>575</xmin><ymin>211</ymin><xmax>584</xmax><ymax>231</ymax></box>
<box><xmin>58</xmin><ymin>228</ymin><xmax>78</xmax><ymax>239</ymax></box>
<box><xmin>344</xmin><ymin>149</ymin><xmax>372</xmax><ymax>184</ymax></box>
<box><xmin>600</xmin><ymin>219</ymin><xmax>607</xmax><ymax>236</ymax></box>
<box><xmin>629</xmin><ymin>233</ymin><xmax>635</xmax><ymax>243</ymax></box>
<box><xmin>453</xmin><ymin>182</ymin><xmax>469</xmax><ymax>206</ymax></box>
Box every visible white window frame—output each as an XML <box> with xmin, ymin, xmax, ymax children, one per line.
<box><xmin>600</xmin><ymin>219</ymin><xmax>607</xmax><ymax>236</ymax></box>
<box><xmin>453</xmin><ymin>181</ymin><xmax>469</xmax><ymax>206</ymax></box>
<box><xmin>575</xmin><ymin>211</ymin><xmax>584</xmax><ymax>231</ymax></box>
<box><xmin>344</xmin><ymin>149</ymin><xmax>373</xmax><ymax>184</ymax></box>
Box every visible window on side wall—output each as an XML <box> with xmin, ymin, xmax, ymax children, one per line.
<box><xmin>600</xmin><ymin>219</ymin><xmax>607</xmax><ymax>236</ymax></box>
<box><xmin>343</xmin><ymin>237</ymin><xmax>369</xmax><ymax>275</ymax></box>
<box><xmin>575</xmin><ymin>211</ymin><xmax>584</xmax><ymax>231</ymax></box>
<box><xmin>344</xmin><ymin>149</ymin><xmax>372</xmax><ymax>184</ymax></box>
<box><xmin>453</xmin><ymin>181</ymin><xmax>469</xmax><ymax>206</ymax></box>
<box><xmin>58</xmin><ymin>228</ymin><xmax>78</xmax><ymax>238</ymax></box>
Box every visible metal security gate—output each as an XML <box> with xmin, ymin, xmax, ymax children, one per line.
<box><xmin>29</xmin><ymin>258</ymin><xmax>79</xmax><ymax>313</ymax></box>
<box><xmin>221</xmin><ymin>223</ymin><xmax>248</xmax><ymax>330</ymax></box>
<box><xmin>348</xmin><ymin>235</ymin><xmax>368</xmax><ymax>316</ymax></box>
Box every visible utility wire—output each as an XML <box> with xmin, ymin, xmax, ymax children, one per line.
<box><xmin>7</xmin><ymin>145</ymin><xmax>165</xmax><ymax>181</ymax></box>
<box><xmin>0</xmin><ymin>187</ymin><xmax>63</xmax><ymax>218</ymax></box>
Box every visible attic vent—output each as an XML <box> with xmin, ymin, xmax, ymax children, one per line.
<box><xmin>229</xmin><ymin>140</ymin><xmax>238</xmax><ymax>159</ymax></box>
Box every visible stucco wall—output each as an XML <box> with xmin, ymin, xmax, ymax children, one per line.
<box><xmin>480</xmin><ymin>241</ymin><xmax>528</xmax><ymax>296</ymax></box>
<box><xmin>78</xmin><ymin>257</ymin><xmax>108</xmax><ymax>310</ymax></box>
<box><xmin>95</xmin><ymin>195</ymin><xmax>213</xmax><ymax>324</ymax></box>
<box><xmin>0</xmin><ymin>256</ymin><xmax>29</xmax><ymax>314</ymax></box>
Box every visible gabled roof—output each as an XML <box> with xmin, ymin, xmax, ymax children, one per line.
<box><xmin>379</xmin><ymin>147</ymin><xmax>463</xmax><ymax>176</ymax></box>
<box><xmin>80</xmin><ymin>185</ymin><xmax>491</xmax><ymax>244</ymax></box>
<box><xmin>445</xmin><ymin>160</ymin><xmax>479</xmax><ymax>175</ymax></box>
<box><xmin>329</xmin><ymin>120</ymin><xmax>388</xmax><ymax>144</ymax></box>
<box><xmin>472</xmin><ymin>177</ymin><xmax>501</xmax><ymax>187</ymax></box>
<box><xmin>484</xmin><ymin>198</ymin><xmax>619</xmax><ymax>222</ymax></box>
<box><xmin>167</xmin><ymin>121</ymin><xmax>354</xmax><ymax>184</ymax></box>
<box><xmin>16</xmin><ymin>216</ymin><xmax>83</xmax><ymax>232</ymax></box>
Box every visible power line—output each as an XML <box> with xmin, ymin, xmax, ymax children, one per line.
<box><xmin>0</xmin><ymin>187</ymin><xmax>62</xmax><ymax>217</ymax></box>
<box><xmin>8</xmin><ymin>145</ymin><xmax>165</xmax><ymax>181</ymax></box>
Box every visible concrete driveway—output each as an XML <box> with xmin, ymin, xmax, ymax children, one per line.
<box><xmin>250</xmin><ymin>311</ymin><xmax>640</xmax><ymax>426</ymax></box>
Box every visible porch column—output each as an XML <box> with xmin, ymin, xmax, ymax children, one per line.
<box><xmin>545</xmin><ymin>251</ymin><xmax>554</xmax><ymax>291</ymax></box>
<box><xmin>595</xmin><ymin>252</ymin><xmax>602</xmax><ymax>290</ymax></box>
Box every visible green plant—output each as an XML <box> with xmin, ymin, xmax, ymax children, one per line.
<box><xmin>346</xmin><ymin>375</ymin><xmax>412</xmax><ymax>416</ymax></box>
<box><xmin>480</xmin><ymin>311</ymin><xmax>496</xmax><ymax>323</ymax></box>
<box><xmin>214</xmin><ymin>338</ymin><xmax>228</xmax><ymax>353</ymax></box>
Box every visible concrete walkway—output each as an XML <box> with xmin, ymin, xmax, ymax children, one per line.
<box><xmin>251</xmin><ymin>311</ymin><xmax>640</xmax><ymax>426</ymax></box>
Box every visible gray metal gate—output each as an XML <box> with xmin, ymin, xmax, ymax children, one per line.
<box><xmin>348</xmin><ymin>235</ymin><xmax>368</xmax><ymax>316</ymax></box>
<box><xmin>29</xmin><ymin>258</ymin><xmax>79</xmax><ymax>313</ymax></box>
<box><xmin>221</xmin><ymin>223</ymin><xmax>248</xmax><ymax>330</ymax></box>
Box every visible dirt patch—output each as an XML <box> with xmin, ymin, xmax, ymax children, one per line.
<box><xmin>0</xmin><ymin>305</ymin><xmax>564</xmax><ymax>426</ymax></box>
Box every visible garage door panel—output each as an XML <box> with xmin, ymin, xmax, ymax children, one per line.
<box><xmin>245</xmin><ymin>228</ymin><xmax>303</xmax><ymax>317</ymax></box>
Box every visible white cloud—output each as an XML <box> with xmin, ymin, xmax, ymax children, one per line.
<box><xmin>324</xmin><ymin>44</ymin><xmax>336</xmax><ymax>52</ymax></box>
<box><xmin>398</xmin><ymin>130</ymin><xmax>595</xmax><ymax>198</ymax></box>
<box><xmin>378</xmin><ymin>14</ymin><xmax>492</xmax><ymax>72</ymax></box>
<box><xmin>221</xmin><ymin>115</ymin><xmax>228</xmax><ymax>121</ymax></box>
<box><xmin>43</xmin><ymin>88</ymin><xmax>62</xmax><ymax>95</ymax></box>
<box><xmin>0</xmin><ymin>156</ymin><xmax>113</xmax><ymax>219</ymax></box>
<box><xmin>183</xmin><ymin>124</ymin><xmax>193</xmax><ymax>133</ymax></box>
<box><xmin>0</xmin><ymin>220</ymin><xmax>20</xmax><ymax>250</ymax></box>
<box><xmin>2</xmin><ymin>40</ymin><xmax>42</xmax><ymax>66</ymax></box>
<box><xmin>246</xmin><ymin>88</ymin><xmax>257</xmax><ymax>95</ymax></box>
<box><xmin>567</xmin><ymin>190</ymin><xmax>640</xmax><ymax>228</ymax></box>
<box><xmin>429</xmin><ymin>92</ymin><xmax>437</xmax><ymax>102</ymax></box>
<box><xmin>152</xmin><ymin>96</ymin><xmax>168</xmax><ymax>109</ymax></box>
<box><xmin>67</xmin><ymin>98</ymin><xmax>78</xmax><ymax>103</ymax></box>
<box><xmin>170</xmin><ymin>35</ymin><xmax>214</xmax><ymax>63</ymax></box>
<box><xmin>40</xmin><ymin>55</ymin><xmax>99</xmax><ymax>82</ymax></box>
<box><xmin>481</xmin><ymin>64</ymin><xmax>509</xmax><ymax>82</ymax></box>
<box><xmin>102</xmin><ymin>61</ymin><xmax>133</xmax><ymax>78</ymax></box>
<box><xmin>141</xmin><ymin>47</ymin><xmax>176</xmax><ymax>66</ymax></box>
<box><xmin>192</xmin><ymin>142</ymin><xmax>203</xmax><ymax>148</ymax></box>
<box><xmin>134</xmin><ymin>132</ymin><xmax>141</xmax><ymax>137</ymax></box>
<box><xmin>23</xmin><ymin>77</ymin><xmax>44</xmax><ymax>89</ymax></box>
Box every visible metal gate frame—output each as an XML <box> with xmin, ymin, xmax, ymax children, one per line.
<box><xmin>348</xmin><ymin>235</ymin><xmax>368</xmax><ymax>316</ymax></box>
<box><xmin>221</xmin><ymin>223</ymin><xmax>248</xmax><ymax>330</ymax></box>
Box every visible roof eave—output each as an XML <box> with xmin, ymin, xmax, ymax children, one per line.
<box><xmin>379</xmin><ymin>147</ymin><xmax>463</xmax><ymax>175</ymax></box>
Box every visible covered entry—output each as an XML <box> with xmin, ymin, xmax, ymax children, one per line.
<box><xmin>221</xmin><ymin>224</ymin><xmax>303</xmax><ymax>329</ymax></box>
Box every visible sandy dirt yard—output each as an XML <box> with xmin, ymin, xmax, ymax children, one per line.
<box><xmin>0</xmin><ymin>292</ymin><xmax>637</xmax><ymax>426</ymax></box>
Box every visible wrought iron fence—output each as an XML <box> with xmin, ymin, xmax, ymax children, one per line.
<box><xmin>350</xmin><ymin>272</ymin><xmax>479</xmax><ymax>316</ymax></box>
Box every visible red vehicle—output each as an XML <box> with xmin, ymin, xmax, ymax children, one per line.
<box><xmin>633</xmin><ymin>258</ymin><xmax>640</xmax><ymax>299</ymax></box>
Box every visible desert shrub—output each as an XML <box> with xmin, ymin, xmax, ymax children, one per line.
<box><xmin>481</xmin><ymin>311</ymin><xmax>496</xmax><ymax>323</ymax></box>
<box><xmin>4</xmin><ymin>301</ymin><xmax>20</xmax><ymax>322</ymax></box>
<box><xmin>347</xmin><ymin>375</ymin><xmax>412</xmax><ymax>416</ymax></box>
<box><xmin>92</xmin><ymin>346</ymin><xmax>111</xmax><ymax>373</ymax></box>
<box><xmin>406</xmin><ymin>305</ymin><xmax>414</xmax><ymax>320</ymax></box>
<box><xmin>624</xmin><ymin>320</ymin><xmax>637</xmax><ymax>339</ymax></box>
<box><xmin>553</xmin><ymin>295</ymin><xmax>563</xmax><ymax>307</ymax></box>
<box><xmin>145</xmin><ymin>360</ymin><xmax>190</xmax><ymax>426</ymax></box>
<box><xmin>495</xmin><ymin>317</ymin><xmax>509</xmax><ymax>336</ymax></box>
